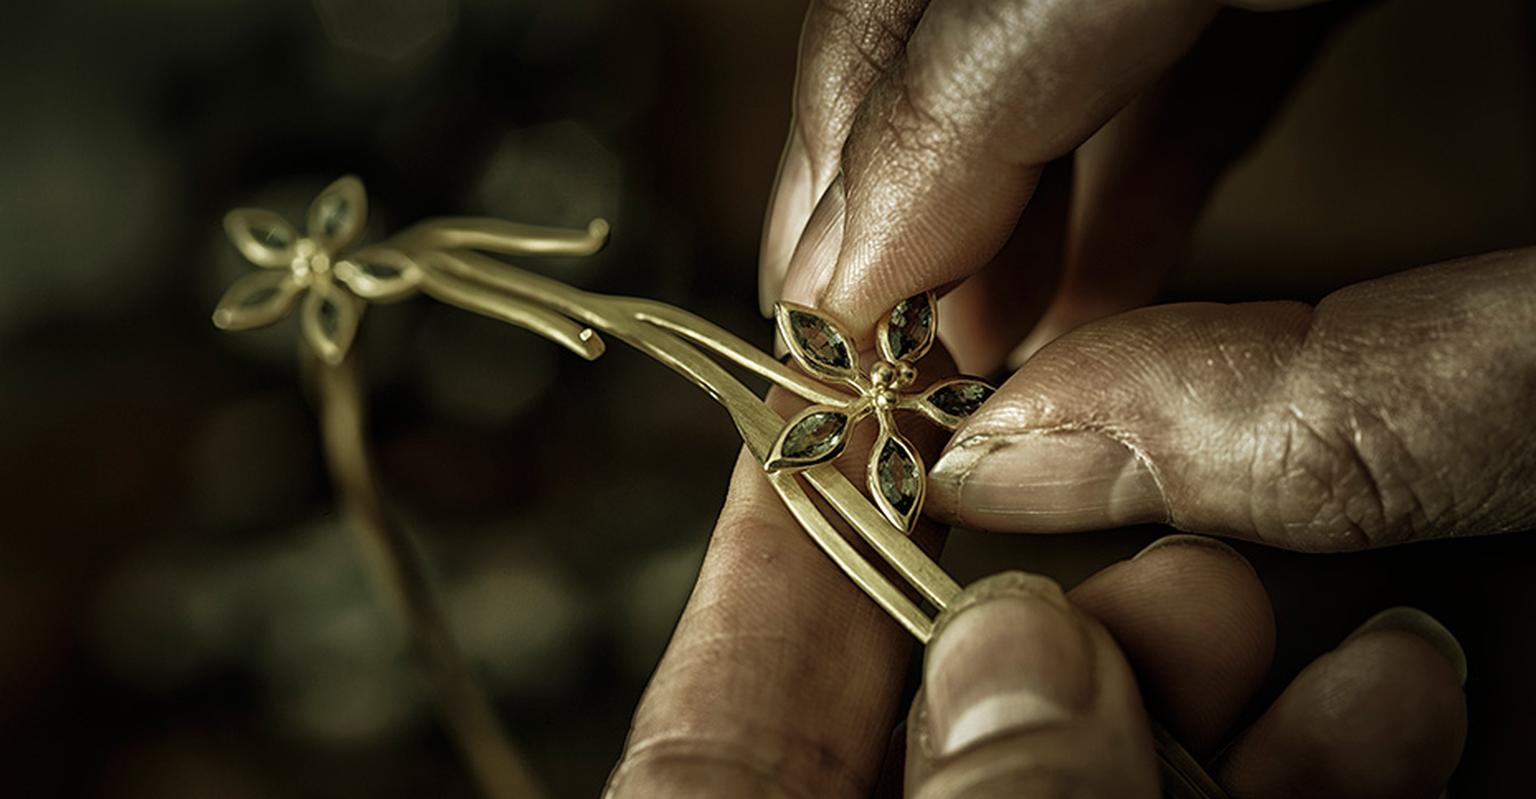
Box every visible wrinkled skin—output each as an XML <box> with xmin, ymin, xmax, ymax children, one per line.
<box><xmin>611</xmin><ymin>0</ymin><xmax>1528</xmax><ymax>794</ymax></box>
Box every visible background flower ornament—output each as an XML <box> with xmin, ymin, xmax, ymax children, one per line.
<box><xmin>213</xmin><ymin>175</ymin><xmax>422</xmax><ymax>364</ymax></box>
<box><xmin>767</xmin><ymin>292</ymin><xmax>996</xmax><ymax>531</ymax></box>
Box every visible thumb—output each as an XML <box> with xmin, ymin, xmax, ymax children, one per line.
<box><xmin>907</xmin><ymin>572</ymin><xmax>1157</xmax><ymax>798</ymax></box>
<box><xmin>927</xmin><ymin>248</ymin><xmax>1536</xmax><ymax>551</ymax></box>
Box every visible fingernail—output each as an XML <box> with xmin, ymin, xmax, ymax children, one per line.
<box><xmin>1345</xmin><ymin>607</ymin><xmax>1467</xmax><ymax>686</ymax></box>
<box><xmin>780</xmin><ymin>173</ymin><xmax>845</xmax><ymax>308</ymax></box>
<box><xmin>924</xmin><ymin>572</ymin><xmax>1093</xmax><ymax>757</ymax></box>
<box><xmin>928</xmin><ymin>432</ymin><xmax>1167</xmax><ymax>532</ymax></box>
<box><xmin>760</xmin><ymin>129</ymin><xmax>815</xmax><ymax>317</ymax></box>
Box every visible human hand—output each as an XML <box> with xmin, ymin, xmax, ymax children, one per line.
<box><xmin>757</xmin><ymin>0</ymin><xmax>1534</xmax><ymax>551</ymax></box>
<box><xmin>760</xmin><ymin>0</ymin><xmax>1355</xmax><ymax>373</ymax></box>
<box><xmin>925</xmin><ymin>250</ymin><xmax>1536</xmax><ymax>550</ymax></box>
<box><xmin>604</xmin><ymin>407</ymin><xmax>1468</xmax><ymax>796</ymax></box>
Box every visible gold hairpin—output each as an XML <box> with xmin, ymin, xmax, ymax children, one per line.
<box><xmin>215</xmin><ymin>175</ymin><xmax>984</xmax><ymax>642</ymax></box>
<box><xmin>214</xmin><ymin>176</ymin><xmax>1222</xmax><ymax>799</ymax></box>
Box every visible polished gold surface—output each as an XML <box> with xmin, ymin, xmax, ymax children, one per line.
<box><xmin>215</xmin><ymin>176</ymin><xmax>1222</xmax><ymax>798</ymax></box>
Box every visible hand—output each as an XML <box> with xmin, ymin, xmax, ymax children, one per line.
<box><xmin>760</xmin><ymin>0</ymin><xmax>1356</xmax><ymax>373</ymax></box>
<box><xmin>925</xmin><ymin>250</ymin><xmax>1536</xmax><ymax>550</ymax></box>
<box><xmin>605</xmin><ymin>415</ymin><xmax>1468</xmax><ymax>797</ymax></box>
<box><xmin>757</xmin><ymin>0</ymin><xmax>1535</xmax><ymax>550</ymax></box>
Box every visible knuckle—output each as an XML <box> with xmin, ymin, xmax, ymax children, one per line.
<box><xmin>1255</xmin><ymin>400</ymin><xmax>1436</xmax><ymax>549</ymax></box>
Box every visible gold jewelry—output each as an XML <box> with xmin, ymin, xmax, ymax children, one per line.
<box><xmin>216</xmin><ymin>176</ymin><xmax>1225</xmax><ymax>799</ymax></box>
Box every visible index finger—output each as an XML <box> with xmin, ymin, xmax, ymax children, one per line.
<box><xmin>784</xmin><ymin>0</ymin><xmax>1219</xmax><ymax>334</ymax></box>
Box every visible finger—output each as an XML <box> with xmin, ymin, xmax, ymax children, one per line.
<box><xmin>760</xmin><ymin>0</ymin><xmax>930</xmax><ymax>316</ymax></box>
<box><xmin>608</xmin><ymin>382</ymin><xmax>950</xmax><ymax>797</ymax></box>
<box><xmin>1213</xmin><ymin>607</ymin><xmax>1468</xmax><ymax>798</ymax></box>
<box><xmin>928</xmin><ymin>248</ymin><xmax>1536</xmax><ymax>551</ymax></box>
<box><xmin>1068</xmin><ymin>534</ymin><xmax>1274</xmax><ymax>757</ymax></box>
<box><xmin>905</xmin><ymin>572</ymin><xmax>1159</xmax><ymax>798</ymax></box>
<box><xmin>1014</xmin><ymin>3</ymin><xmax>1354</xmax><ymax>363</ymax></box>
<box><xmin>935</xmin><ymin>157</ymin><xmax>1071</xmax><ymax>376</ymax></box>
<box><xmin>782</xmin><ymin>0</ymin><xmax>1219</xmax><ymax>336</ymax></box>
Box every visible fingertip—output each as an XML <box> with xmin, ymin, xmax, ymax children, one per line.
<box><xmin>1216</xmin><ymin>617</ymin><xmax>1468</xmax><ymax>799</ymax></box>
<box><xmin>760</xmin><ymin>129</ymin><xmax>815</xmax><ymax>317</ymax></box>
<box><xmin>1071</xmin><ymin>534</ymin><xmax>1274</xmax><ymax>755</ymax></box>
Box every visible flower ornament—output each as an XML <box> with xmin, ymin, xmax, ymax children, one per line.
<box><xmin>213</xmin><ymin>176</ymin><xmax>421</xmax><ymax>364</ymax></box>
<box><xmin>766</xmin><ymin>292</ymin><xmax>996</xmax><ymax>531</ymax></box>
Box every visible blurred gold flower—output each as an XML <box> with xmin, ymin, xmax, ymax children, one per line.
<box><xmin>213</xmin><ymin>176</ymin><xmax>419</xmax><ymax>364</ymax></box>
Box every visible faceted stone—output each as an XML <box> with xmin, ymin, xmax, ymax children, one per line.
<box><xmin>884</xmin><ymin>294</ymin><xmax>933</xmax><ymax>362</ymax></box>
<box><xmin>241</xmin><ymin>286</ymin><xmax>281</xmax><ymax>308</ymax></box>
<box><xmin>359</xmin><ymin>258</ymin><xmax>404</xmax><ymax>280</ymax></box>
<box><xmin>317</xmin><ymin>195</ymin><xmax>351</xmax><ymax>239</ymax></box>
<box><xmin>788</xmin><ymin>310</ymin><xmax>853</xmax><ymax>372</ymax></box>
<box><xmin>253</xmin><ymin>223</ymin><xmax>293</xmax><ymax>251</ymax></box>
<box><xmin>928</xmin><ymin>380</ymin><xmax>994</xmax><ymax>419</ymax></box>
<box><xmin>779</xmin><ymin>410</ymin><xmax>848</xmax><ymax>463</ymax></box>
<box><xmin>875</xmin><ymin>436</ymin><xmax>921</xmax><ymax>516</ymax></box>
<box><xmin>315</xmin><ymin>293</ymin><xmax>342</xmax><ymax>336</ymax></box>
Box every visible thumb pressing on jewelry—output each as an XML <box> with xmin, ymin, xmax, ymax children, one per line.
<box><xmin>906</xmin><ymin>572</ymin><xmax>1158</xmax><ymax>798</ymax></box>
<box><xmin>926</xmin><ymin>250</ymin><xmax>1536</xmax><ymax>551</ymax></box>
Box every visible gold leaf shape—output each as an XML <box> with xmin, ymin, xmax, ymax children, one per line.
<box><xmin>223</xmin><ymin>208</ymin><xmax>298</xmax><ymax>268</ymax></box>
<box><xmin>212</xmin><ymin>270</ymin><xmax>302</xmax><ymax>330</ymax></box>
<box><xmin>335</xmin><ymin>246</ymin><xmax>420</xmax><ymax>302</ymax></box>
<box><xmin>775</xmin><ymin>302</ymin><xmax>859</xmax><ymax>382</ymax></box>
<box><xmin>307</xmin><ymin>175</ymin><xmax>368</xmax><ymax>252</ymax></box>
<box><xmin>877</xmin><ymin>292</ymin><xmax>935</xmax><ymax>364</ymax></box>
<box><xmin>916</xmin><ymin>377</ymin><xmax>996</xmax><ymax>429</ymax></box>
<box><xmin>300</xmin><ymin>280</ymin><xmax>363</xmax><ymax>365</ymax></box>
<box><xmin>869</xmin><ymin>431</ymin><xmax>924</xmax><ymax>532</ymax></box>
<box><xmin>766</xmin><ymin>406</ymin><xmax>852</xmax><ymax>471</ymax></box>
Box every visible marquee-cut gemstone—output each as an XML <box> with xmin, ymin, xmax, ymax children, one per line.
<box><xmin>883</xmin><ymin>293</ymin><xmax>934</xmax><ymax>362</ymax></box>
<box><xmin>787</xmin><ymin>309</ymin><xmax>853</xmax><ymax>371</ymax></box>
<box><xmin>928</xmin><ymin>380</ymin><xmax>993</xmax><ymax>418</ymax></box>
<box><xmin>771</xmin><ymin>409</ymin><xmax>849</xmax><ymax>468</ymax></box>
<box><xmin>359</xmin><ymin>258</ymin><xmax>404</xmax><ymax>280</ymax></box>
<box><xmin>875</xmin><ymin>436</ymin><xmax>921</xmax><ymax>518</ymax></box>
<box><xmin>253</xmin><ymin>223</ymin><xmax>293</xmax><ymax>251</ymax></box>
<box><xmin>316</xmin><ymin>194</ymin><xmax>352</xmax><ymax>239</ymax></box>
<box><xmin>241</xmin><ymin>286</ymin><xmax>281</xmax><ymax>307</ymax></box>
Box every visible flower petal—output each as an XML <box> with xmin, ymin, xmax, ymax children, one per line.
<box><xmin>877</xmin><ymin>291</ymin><xmax>935</xmax><ymax>365</ymax></box>
<box><xmin>914</xmin><ymin>377</ymin><xmax>996</xmax><ymax>429</ymax></box>
<box><xmin>766</xmin><ymin>405</ymin><xmax>855</xmax><ymax>471</ymax></box>
<box><xmin>223</xmin><ymin>208</ymin><xmax>298</xmax><ymax>268</ymax></box>
<box><xmin>307</xmin><ymin>175</ymin><xmax>368</xmax><ymax>252</ymax></box>
<box><xmin>775</xmin><ymin>301</ymin><xmax>860</xmax><ymax>383</ymax></box>
<box><xmin>212</xmin><ymin>270</ymin><xmax>302</xmax><ymax>331</ymax></box>
<box><xmin>334</xmin><ymin>246</ymin><xmax>420</xmax><ymax>302</ymax></box>
<box><xmin>300</xmin><ymin>280</ymin><xmax>363</xmax><ymax>365</ymax></box>
<box><xmin>868</xmin><ymin>429</ymin><xmax>925</xmax><ymax>532</ymax></box>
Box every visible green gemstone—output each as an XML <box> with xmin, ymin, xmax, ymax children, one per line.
<box><xmin>781</xmin><ymin>411</ymin><xmax>848</xmax><ymax>461</ymax></box>
<box><xmin>241</xmin><ymin>286</ymin><xmax>280</xmax><ymax>307</ymax></box>
<box><xmin>885</xmin><ymin>294</ymin><xmax>933</xmax><ymax>361</ymax></box>
<box><xmin>928</xmin><ymin>381</ymin><xmax>993</xmax><ymax>418</ymax></box>
<box><xmin>876</xmin><ymin>437</ymin><xmax>920</xmax><ymax>515</ymax></box>
<box><xmin>253</xmin><ymin>224</ymin><xmax>292</xmax><ymax>251</ymax></box>
<box><xmin>318</xmin><ymin>196</ymin><xmax>351</xmax><ymax>238</ymax></box>
<box><xmin>788</xmin><ymin>310</ymin><xmax>852</xmax><ymax>370</ymax></box>
<box><xmin>360</xmin><ymin>259</ymin><xmax>404</xmax><ymax>280</ymax></box>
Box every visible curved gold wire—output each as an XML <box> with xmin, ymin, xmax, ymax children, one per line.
<box><xmin>218</xmin><ymin>191</ymin><xmax>1227</xmax><ymax>799</ymax></box>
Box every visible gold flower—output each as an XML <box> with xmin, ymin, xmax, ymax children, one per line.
<box><xmin>766</xmin><ymin>292</ymin><xmax>995</xmax><ymax>531</ymax></box>
<box><xmin>213</xmin><ymin>176</ymin><xmax>420</xmax><ymax>364</ymax></box>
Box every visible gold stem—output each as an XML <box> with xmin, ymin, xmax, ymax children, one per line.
<box><xmin>408</xmin><ymin>249</ymin><xmax>939</xmax><ymax>638</ymax></box>
<box><xmin>315</xmin><ymin>352</ymin><xmax>548</xmax><ymax>799</ymax></box>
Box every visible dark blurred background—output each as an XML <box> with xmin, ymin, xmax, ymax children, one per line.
<box><xmin>0</xmin><ymin>0</ymin><xmax>1531</xmax><ymax>796</ymax></box>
